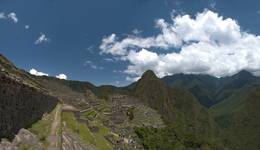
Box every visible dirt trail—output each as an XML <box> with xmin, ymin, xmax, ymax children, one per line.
<box><xmin>47</xmin><ymin>104</ymin><xmax>62</xmax><ymax>150</ymax></box>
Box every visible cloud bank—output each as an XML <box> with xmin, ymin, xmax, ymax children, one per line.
<box><xmin>100</xmin><ymin>10</ymin><xmax>260</xmax><ymax>81</ymax></box>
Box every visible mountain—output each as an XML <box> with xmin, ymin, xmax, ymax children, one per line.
<box><xmin>129</xmin><ymin>70</ymin><xmax>223</xmax><ymax>149</ymax></box>
<box><xmin>210</xmin><ymin>82</ymin><xmax>260</xmax><ymax>150</ymax></box>
<box><xmin>163</xmin><ymin>73</ymin><xmax>219</xmax><ymax>107</ymax></box>
<box><xmin>163</xmin><ymin>71</ymin><xmax>260</xmax><ymax>150</ymax></box>
<box><xmin>162</xmin><ymin>70</ymin><xmax>259</xmax><ymax>107</ymax></box>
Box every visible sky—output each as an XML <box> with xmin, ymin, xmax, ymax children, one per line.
<box><xmin>1</xmin><ymin>0</ymin><xmax>260</xmax><ymax>86</ymax></box>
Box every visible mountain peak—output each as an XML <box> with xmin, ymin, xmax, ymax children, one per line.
<box><xmin>141</xmin><ymin>70</ymin><xmax>158</xmax><ymax>80</ymax></box>
<box><xmin>235</xmin><ymin>70</ymin><xmax>253</xmax><ymax>78</ymax></box>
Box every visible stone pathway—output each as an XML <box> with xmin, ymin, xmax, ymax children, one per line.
<box><xmin>47</xmin><ymin>104</ymin><xmax>61</xmax><ymax>150</ymax></box>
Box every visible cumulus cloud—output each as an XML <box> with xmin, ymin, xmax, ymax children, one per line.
<box><xmin>100</xmin><ymin>20</ymin><xmax>182</xmax><ymax>55</ymax></box>
<box><xmin>100</xmin><ymin>10</ymin><xmax>260</xmax><ymax>80</ymax></box>
<box><xmin>56</xmin><ymin>74</ymin><xmax>67</xmax><ymax>80</ymax></box>
<box><xmin>0</xmin><ymin>12</ymin><xmax>18</xmax><ymax>23</ymax></box>
<box><xmin>29</xmin><ymin>68</ymin><xmax>49</xmax><ymax>76</ymax></box>
<box><xmin>35</xmin><ymin>33</ymin><xmax>49</xmax><ymax>45</ymax></box>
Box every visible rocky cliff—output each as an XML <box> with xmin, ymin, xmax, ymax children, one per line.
<box><xmin>0</xmin><ymin>72</ymin><xmax>58</xmax><ymax>139</ymax></box>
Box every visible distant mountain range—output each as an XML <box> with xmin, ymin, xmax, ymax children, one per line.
<box><xmin>0</xmin><ymin>54</ymin><xmax>260</xmax><ymax>150</ymax></box>
<box><xmin>162</xmin><ymin>70</ymin><xmax>259</xmax><ymax>107</ymax></box>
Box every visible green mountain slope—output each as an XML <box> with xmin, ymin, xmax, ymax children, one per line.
<box><xmin>210</xmin><ymin>84</ymin><xmax>260</xmax><ymax>150</ymax></box>
<box><xmin>162</xmin><ymin>73</ymin><xmax>220</xmax><ymax>107</ymax></box>
<box><xmin>162</xmin><ymin>70</ymin><xmax>260</xmax><ymax>150</ymax></box>
<box><xmin>129</xmin><ymin>70</ymin><xmax>223</xmax><ymax>149</ymax></box>
<box><xmin>162</xmin><ymin>70</ymin><xmax>260</xmax><ymax>107</ymax></box>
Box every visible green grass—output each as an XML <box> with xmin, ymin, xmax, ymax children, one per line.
<box><xmin>57</xmin><ymin>114</ymin><xmax>62</xmax><ymax>148</ymax></box>
<box><xmin>18</xmin><ymin>144</ymin><xmax>36</xmax><ymax>150</ymax></box>
<box><xmin>78</xmin><ymin>123</ymin><xmax>96</xmax><ymax>145</ymax></box>
<box><xmin>62</xmin><ymin>112</ymin><xmax>95</xmax><ymax>145</ymax></box>
<box><xmin>62</xmin><ymin>112</ymin><xmax>78</xmax><ymax>133</ymax></box>
<box><xmin>80</xmin><ymin>109</ymin><xmax>97</xmax><ymax>120</ymax></box>
<box><xmin>89</xmin><ymin>120</ymin><xmax>113</xmax><ymax>150</ymax></box>
<box><xmin>28</xmin><ymin>104</ymin><xmax>59</xmax><ymax>147</ymax></box>
<box><xmin>62</xmin><ymin>111</ymin><xmax>113</xmax><ymax>150</ymax></box>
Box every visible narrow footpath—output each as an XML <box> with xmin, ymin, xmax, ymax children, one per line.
<box><xmin>47</xmin><ymin>104</ymin><xmax>62</xmax><ymax>150</ymax></box>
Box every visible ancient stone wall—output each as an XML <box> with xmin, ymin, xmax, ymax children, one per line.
<box><xmin>0</xmin><ymin>73</ymin><xmax>58</xmax><ymax>139</ymax></box>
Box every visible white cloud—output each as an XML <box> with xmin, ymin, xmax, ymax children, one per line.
<box><xmin>100</xmin><ymin>10</ymin><xmax>260</xmax><ymax>81</ymax></box>
<box><xmin>132</xmin><ymin>29</ymin><xmax>142</xmax><ymax>35</ymax></box>
<box><xmin>29</xmin><ymin>68</ymin><xmax>49</xmax><ymax>76</ymax></box>
<box><xmin>56</xmin><ymin>74</ymin><xmax>67</xmax><ymax>80</ymax></box>
<box><xmin>25</xmin><ymin>25</ymin><xmax>30</xmax><ymax>29</ymax></box>
<box><xmin>126</xmin><ymin>76</ymin><xmax>141</xmax><ymax>82</ymax></box>
<box><xmin>0</xmin><ymin>12</ymin><xmax>18</xmax><ymax>23</ymax></box>
<box><xmin>7</xmin><ymin>12</ymin><xmax>18</xmax><ymax>23</ymax></box>
<box><xmin>100</xmin><ymin>19</ymin><xmax>182</xmax><ymax>55</ymax></box>
<box><xmin>84</xmin><ymin>60</ymin><xmax>104</xmax><ymax>70</ymax></box>
<box><xmin>34</xmin><ymin>33</ymin><xmax>50</xmax><ymax>45</ymax></box>
<box><xmin>35</xmin><ymin>33</ymin><xmax>49</xmax><ymax>45</ymax></box>
<box><xmin>0</xmin><ymin>13</ymin><xmax>6</xmax><ymax>19</ymax></box>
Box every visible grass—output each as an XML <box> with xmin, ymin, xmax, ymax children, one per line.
<box><xmin>62</xmin><ymin>111</ymin><xmax>114</xmax><ymax>150</ymax></box>
<box><xmin>62</xmin><ymin>112</ymin><xmax>96</xmax><ymax>146</ymax></box>
<box><xmin>80</xmin><ymin>109</ymin><xmax>97</xmax><ymax>120</ymax></box>
<box><xmin>57</xmin><ymin>112</ymin><xmax>62</xmax><ymax>148</ymax></box>
<box><xmin>28</xmin><ymin>104</ymin><xmax>60</xmax><ymax>148</ymax></box>
<box><xmin>78</xmin><ymin>123</ymin><xmax>96</xmax><ymax>145</ymax></box>
<box><xmin>18</xmin><ymin>144</ymin><xmax>36</xmax><ymax>150</ymax></box>
<box><xmin>90</xmin><ymin>120</ymin><xmax>113</xmax><ymax>150</ymax></box>
<box><xmin>62</xmin><ymin>112</ymin><xmax>78</xmax><ymax>133</ymax></box>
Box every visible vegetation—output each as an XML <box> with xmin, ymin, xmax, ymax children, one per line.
<box><xmin>28</xmin><ymin>104</ymin><xmax>60</xmax><ymax>147</ymax></box>
<box><xmin>62</xmin><ymin>111</ymin><xmax>113</xmax><ymax>150</ymax></box>
<box><xmin>126</xmin><ymin>107</ymin><xmax>135</xmax><ymax>121</ymax></box>
<box><xmin>18</xmin><ymin>144</ymin><xmax>36</xmax><ymax>150</ymax></box>
<box><xmin>210</xmin><ymin>87</ymin><xmax>260</xmax><ymax>150</ymax></box>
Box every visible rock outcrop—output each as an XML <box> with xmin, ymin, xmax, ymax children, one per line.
<box><xmin>0</xmin><ymin>128</ymin><xmax>42</xmax><ymax>150</ymax></box>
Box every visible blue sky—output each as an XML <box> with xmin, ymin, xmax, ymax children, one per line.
<box><xmin>1</xmin><ymin>0</ymin><xmax>260</xmax><ymax>86</ymax></box>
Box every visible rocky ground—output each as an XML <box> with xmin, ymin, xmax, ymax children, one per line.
<box><xmin>0</xmin><ymin>128</ymin><xmax>42</xmax><ymax>150</ymax></box>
